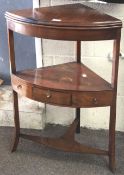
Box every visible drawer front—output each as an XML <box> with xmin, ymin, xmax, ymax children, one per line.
<box><xmin>33</xmin><ymin>87</ymin><xmax>71</xmax><ymax>106</ymax></box>
<box><xmin>11</xmin><ymin>76</ymin><xmax>32</xmax><ymax>98</ymax></box>
<box><xmin>72</xmin><ymin>91</ymin><xmax>113</xmax><ymax>107</ymax></box>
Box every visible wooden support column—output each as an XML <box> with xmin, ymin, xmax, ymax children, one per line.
<box><xmin>76</xmin><ymin>41</ymin><xmax>81</xmax><ymax>134</ymax></box>
<box><xmin>109</xmin><ymin>30</ymin><xmax>121</xmax><ymax>172</ymax></box>
<box><xmin>7</xmin><ymin>29</ymin><xmax>20</xmax><ymax>152</ymax></box>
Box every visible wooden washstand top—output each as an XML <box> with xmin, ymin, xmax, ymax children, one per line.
<box><xmin>5</xmin><ymin>3</ymin><xmax>122</xmax><ymax>29</ymax></box>
<box><xmin>5</xmin><ymin>3</ymin><xmax>122</xmax><ymax>40</ymax></box>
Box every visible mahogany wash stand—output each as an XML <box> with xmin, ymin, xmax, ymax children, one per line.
<box><xmin>5</xmin><ymin>3</ymin><xmax>122</xmax><ymax>172</ymax></box>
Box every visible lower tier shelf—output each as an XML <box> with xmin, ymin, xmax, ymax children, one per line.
<box><xmin>20</xmin><ymin>134</ymin><xmax>108</xmax><ymax>155</ymax></box>
<box><xmin>19</xmin><ymin>118</ymin><xmax>108</xmax><ymax>155</ymax></box>
<box><xmin>11</xmin><ymin>62</ymin><xmax>113</xmax><ymax>107</ymax></box>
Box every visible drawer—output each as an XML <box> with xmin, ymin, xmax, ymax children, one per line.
<box><xmin>33</xmin><ymin>87</ymin><xmax>71</xmax><ymax>106</ymax></box>
<box><xmin>72</xmin><ymin>91</ymin><xmax>113</xmax><ymax>107</ymax></box>
<box><xmin>11</xmin><ymin>75</ymin><xmax>32</xmax><ymax>98</ymax></box>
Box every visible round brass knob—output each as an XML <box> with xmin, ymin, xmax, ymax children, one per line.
<box><xmin>46</xmin><ymin>90</ymin><xmax>51</xmax><ymax>98</ymax></box>
<box><xmin>93</xmin><ymin>98</ymin><xmax>98</xmax><ymax>105</ymax></box>
<box><xmin>17</xmin><ymin>85</ymin><xmax>22</xmax><ymax>89</ymax></box>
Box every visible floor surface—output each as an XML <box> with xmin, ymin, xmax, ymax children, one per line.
<box><xmin>0</xmin><ymin>126</ymin><xmax>124</xmax><ymax>175</ymax></box>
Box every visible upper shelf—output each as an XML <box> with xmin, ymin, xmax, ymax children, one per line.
<box><xmin>5</xmin><ymin>3</ymin><xmax>122</xmax><ymax>30</ymax></box>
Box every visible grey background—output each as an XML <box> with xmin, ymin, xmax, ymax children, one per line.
<box><xmin>0</xmin><ymin>0</ymin><xmax>36</xmax><ymax>84</ymax></box>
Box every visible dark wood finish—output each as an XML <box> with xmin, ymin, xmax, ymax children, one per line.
<box><xmin>109</xmin><ymin>35</ymin><xmax>121</xmax><ymax>172</ymax></box>
<box><xmin>10</xmin><ymin>62</ymin><xmax>113</xmax><ymax>108</ymax></box>
<box><xmin>20</xmin><ymin>133</ymin><xmax>108</xmax><ymax>155</ymax></box>
<box><xmin>76</xmin><ymin>41</ymin><xmax>81</xmax><ymax>133</ymax></box>
<box><xmin>72</xmin><ymin>91</ymin><xmax>113</xmax><ymax>107</ymax></box>
<box><xmin>6</xmin><ymin>21</ymin><xmax>121</xmax><ymax>41</ymax></box>
<box><xmin>76</xmin><ymin>41</ymin><xmax>81</xmax><ymax>64</ymax></box>
<box><xmin>6</xmin><ymin>3</ymin><xmax>122</xmax><ymax>172</ymax></box>
<box><xmin>11</xmin><ymin>90</ymin><xmax>20</xmax><ymax>152</ymax></box>
<box><xmin>76</xmin><ymin>108</ymin><xmax>80</xmax><ymax>133</ymax></box>
<box><xmin>5</xmin><ymin>4</ymin><xmax>121</xmax><ymax>41</ymax></box>
<box><xmin>11</xmin><ymin>62</ymin><xmax>113</xmax><ymax>92</ymax></box>
<box><xmin>8</xmin><ymin>29</ymin><xmax>20</xmax><ymax>152</ymax></box>
<box><xmin>33</xmin><ymin>87</ymin><xmax>71</xmax><ymax>106</ymax></box>
<box><xmin>20</xmin><ymin>118</ymin><xmax>108</xmax><ymax>155</ymax></box>
<box><xmin>12</xmin><ymin>75</ymin><xmax>32</xmax><ymax>99</ymax></box>
<box><xmin>5</xmin><ymin>4</ymin><xmax>121</xmax><ymax>28</ymax></box>
<box><xmin>7</xmin><ymin>29</ymin><xmax>16</xmax><ymax>74</ymax></box>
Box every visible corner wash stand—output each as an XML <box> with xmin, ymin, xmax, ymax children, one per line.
<box><xmin>5</xmin><ymin>3</ymin><xmax>122</xmax><ymax>172</ymax></box>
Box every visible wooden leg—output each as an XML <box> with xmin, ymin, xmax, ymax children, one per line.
<box><xmin>11</xmin><ymin>90</ymin><xmax>20</xmax><ymax>152</ymax></box>
<box><xmin>109</xmin><ymin>100</ymin><xmax>116</xmax><ymax>172</ymax></box>
<box><xmin>76</xmin><ymin>108</ymin><xmax>80</xmax><ymax>134</ymax></box>
<box><xmin>76</xmin><ymin>41</ymin><xmax>81</xmax><ymax>134</ymax></box>
<box><xmin>108</xmin><ymin>36</ymin><xmax>121</xmax><ymax>172</ymax></box>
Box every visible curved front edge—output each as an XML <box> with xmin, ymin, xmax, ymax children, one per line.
<box><xmin>11</xmin><ymin>75</ymin><xmax>33</xmax><ymax>100</ymax></box>
<box><xmin>6</xmin><ymin>19</ymin><xmax>120</xmax><ymax>41</ymax></box>
<box><xmin>11</xmin><ymin>74</ymin><xmax>113</xmax><ymax>108</ymax></box>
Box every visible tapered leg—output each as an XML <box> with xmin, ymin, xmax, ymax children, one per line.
<box><xmin>109</xmin><ymin>100</ymin><xmax>116</xmax><ymax>172</ymax></box>
<box><xmin>76</xmin><ymin>108</ymin><xmax>80</xmax><ymax>133</ymax></box>
<box><xmin>7</xmin><ymin>29</ymin><xmax>20</xmax><ymax>152</ymax></box>
<box><xmin>108</xmin><ymin>34</ymin><xmax>121</xmax><ymax>172</ymax></box>
<box><xmin>11</xmin><ymin>90</ymin><xmax>20</xmax><ymax>152</ymax></box>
